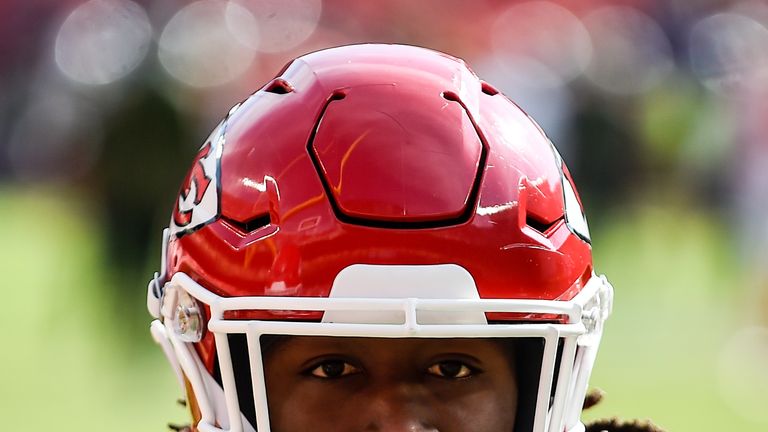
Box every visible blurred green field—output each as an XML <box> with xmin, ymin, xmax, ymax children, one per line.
<box><xmin>584</xmin><ymin>204</ymin><xmax>767</xmax><ymax>431</ymax></box>
<box><xmin>1</xmin><ymin>187</ymin><xmax>765</xmax><ymax>430</ymax></box>
<box><xmin>0</xmin><ymin>188</ymin><xmax>183</xmax><ymax>430</ymax></box>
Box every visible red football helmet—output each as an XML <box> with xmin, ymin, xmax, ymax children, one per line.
<box><xmin>148</xmin><ymin>44</ymin><xmax>612</xmax><ymax>432</ymax></box>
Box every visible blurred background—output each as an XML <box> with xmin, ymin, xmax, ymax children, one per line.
<box><xmin>1</xmin><ymin>0</ymin><xmax>767</xmax><ymax>430</ymax></box>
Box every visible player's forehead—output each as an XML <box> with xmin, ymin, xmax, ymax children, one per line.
<box><xmin>264</xmin><ymin>336</ymin><xmax>517</xmax><ymax>358</ymax></box>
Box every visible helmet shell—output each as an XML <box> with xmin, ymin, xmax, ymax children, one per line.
<box><xmin>167</xmin><ymin>43</ymin><xmax>591</xmax><ymax>320</ymax></box>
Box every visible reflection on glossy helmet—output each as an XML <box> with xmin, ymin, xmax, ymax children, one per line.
<box><xmin>148</xmin><ymin>44</ymin><xmax>613</xmax><ymax>432</ymax></box>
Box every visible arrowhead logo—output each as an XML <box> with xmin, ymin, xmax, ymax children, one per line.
<box><xmin>170</xmin><ymin>122</ymin><xmax>224</xmax><ymax>237</ymax></box>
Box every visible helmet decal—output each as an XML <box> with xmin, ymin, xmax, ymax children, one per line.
<box><xmin>547</xmin><ymin>138</ymin><xmax>591</xmax><ymax>244</ymax></box>
<box><xmin>562</xmin><ymin>171</ymin><xmax>591</xmax><ymax>243</ymax></box>
<box><xmin>170</xmin><ymin>121</ymin><xmax>225</xmax><ymax>237</ymax></box>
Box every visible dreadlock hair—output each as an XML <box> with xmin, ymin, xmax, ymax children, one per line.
<box><xmin>584</xmin><ymin>417</ymin><xmax>666</xmax><ymax>432</ymax></box>
<box><xmin>582</xmin><ymin>389</ymin><xmax>666</xmax><ymax>432</ymax></box>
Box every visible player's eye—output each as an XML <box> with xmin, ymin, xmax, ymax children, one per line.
<box><xmin>426</xmin><ymin>361</ymin><xmax>477</xmax><ymax>379</ymax></box>
<box><xmin>307</xmin><ymin>360</ymin><xmax>360</xmax><ymax>379</ymax></box>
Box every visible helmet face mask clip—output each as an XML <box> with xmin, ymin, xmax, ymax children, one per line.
<box><xmin>161</xmin><ymin>282</ymin><xmax>205</xmax><ymax>343</ymax></box>
<box><xmin>148</xmin><ymin>44</ymin><xmax>613</xmax><ymax>432</ymax></box>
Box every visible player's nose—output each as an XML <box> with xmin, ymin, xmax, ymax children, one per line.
<box><xmin>357</xmin><ymin>382</ymin><xmax>439</xmax><ymax>432</ymax></box>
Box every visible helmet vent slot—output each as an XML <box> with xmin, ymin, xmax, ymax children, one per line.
<box><xmin>481</xmin><ymin>81</ymin><xmax>499</xmax><ymax>96</ymax></box>
<box><xmin>265</xmin><ymin>78</ymin><xmax>294</xmax><ymax>94</ymax></box>
<box><xmin>441</xmin><ymin>90</ymin><xmax>460</xmax><ymax>101</ymax></box>
<box><xmin>221</xmin><ymin>213</ymin><xmax>271</xmax><ymax>234</ymax></box>
<box><xmin>330</xmin><ymin>91</ymin><xmax>346</xmax><ymax>101</ymax></box>
<box><xmin>526</xmin><ymin>214</ymin><xmax>562</xmax><ymax>235</ymax></box>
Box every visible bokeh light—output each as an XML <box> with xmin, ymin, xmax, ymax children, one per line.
<box><xmin>484</xmin><ymin>1</ymin><xmax>587</xmax><ymax>148</ymax></box>
<box><xmin>490</xmin><ymin>1</ymin><xmax>591</xmax><ymax>89</ymax></box>
<box><xmin>474</xmin><ymin>57</ymin><xmax>573</xmax><ymax>150</ymax></box>
<box><xmin>158</xmin><ymin>0</ymin><xmax>259</xmax><ymax>87</ymax></box>
<box><xmin>688</xmin><ymin>12</ymin><xmax>768</xmax><ymax>93</ymax></box>
<box><xmin>7</xmin><ymin>91</ymin><xmax>101</xmax><ymax>180</ymax></box>
<box><xmin>235</xmin><ymin>0</ymin><xmax>322</xmax><ymax>53</ymax></box>
<box><xmin>717</xmin><ymin>326</ymin><xmax>768</xmax><ymax>426</ymax></box>
<box><xmin>582</xmin><ymin>6</ymin><xmax>674</xmax><ymax>95</ymax></box>
<box><xmin>54</xmin><ymin>0</ymin><xmax>152</xmax><ymax>86</ymax></box>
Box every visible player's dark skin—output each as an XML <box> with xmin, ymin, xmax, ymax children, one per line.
<box><xmin>263</xmin><ymin>337</ymin><xmax>518</xmax><ymax>432</ymax></box>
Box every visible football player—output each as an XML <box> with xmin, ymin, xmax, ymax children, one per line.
<box><xmin>148</xmin><ymin>44</ymin><xmax>661</xmax><ymax>432</ymax></box>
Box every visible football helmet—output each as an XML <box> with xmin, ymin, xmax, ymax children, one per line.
<box><xmin>148</xmin><ymin>44</ymin><xmax>613</xmax><ymax>432</ymax></box>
